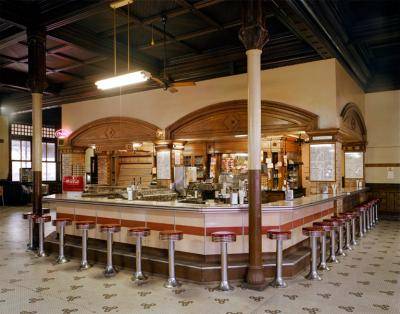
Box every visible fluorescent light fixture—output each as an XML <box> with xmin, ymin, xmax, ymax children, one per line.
<box><xmin>110</xmin><ymin>0</ymin><xmax>134</xmax><ymax>9</ymax></box>
<box><xmin>234</xmin><ymin>134</ymin><xmax>247</xmax><ymax>138</ymax></box>
<box><xmin>95</xmin><ymin>71</ymin><xmax>151</xmax><ymax>90</ymax></box>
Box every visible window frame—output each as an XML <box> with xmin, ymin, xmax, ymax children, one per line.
<box><xmin>9</xmin><ymin>123</ymin><xmax>58</xmax><ymax>183</ymax></box>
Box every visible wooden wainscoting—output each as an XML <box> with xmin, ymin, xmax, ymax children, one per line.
<box><xmin>366</xmin><ymin>183</ymin><xmax>400</xmax><ymax>219</ymax></box>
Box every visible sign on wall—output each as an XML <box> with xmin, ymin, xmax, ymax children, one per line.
<box><xmin>310</xmin><ymin>143</ymin><xmax>336</xmax><ymax>181</ymax></box>
<box><xmin>345</xmin><ymin>152</ymin><xmax>364</xmax><ymax>179</ymax></box>
<box><xmin>62</xmin><ymin>176</ymin><xmax>84</xmax><ymax>191</ymax></box>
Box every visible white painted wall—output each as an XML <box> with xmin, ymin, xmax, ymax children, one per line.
<box><xmin>365</xmin><ymin>90</ymin><xmax>400</xmax><ymax>183</ymax></box>
<box><xmin>62</xmin><ymin>59</ymin><xmax>337</xmax><ymax>132</ymax></box>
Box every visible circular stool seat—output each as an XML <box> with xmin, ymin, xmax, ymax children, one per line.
<box><xmin>159</xmin><ymin>230</ymin><xmax>183</xmax><ymax>241</ymax></box>
<box><xmin>211</xmin><ymin>231</ymin><xmax>237</xmax><ymax>242</ymax></box>
<box><xmin>128</xmin><ymin>227</ymin><xmax>151</xmax><ymax>237</ymax></box>
<box><xmin>76</xmin><ymin>221</ymin><xmax>96</xmax><ymax>230</ymax></box>
<box><xmin>323</xmin><ymin>218</ymin><xmax>341</xmax><ymax>227</ymax></box>
<box><xmin>358</xmin><ymin>206</ymin><xmax>367</xmax><ymax>212</ymax></box>
<box><xmin>32</xmin><ymin>215</ymin><xmax>52</xmax><ymax>223</ymax></box>
<box><xmin>266</xmin><ymin>230</ymin><xmax>291</xmax><ymax>240</ymax></box>
<box><xmin>302</xmin><ymin>226</ymin><xmax>325</xmax><ymax>237</ymax></box>
<box><xmin>329</xmin><ymin>217</ymin><xmax>346</xmax><ymax>225</ymax></box>
<box><xmin>100</xmin><ymin>224</ymin><xmax>121</xmax><ymax>233</ymax></box>
<box><xmin>338</xmin><ymin>213</ymin><xmax>353</xmax><ymax>220</ymax></box>
<box><xmin>52</xmin><ymin>218</ymin><xmax>72</xmax><ymax>227</ymax></box>
<box><xmin>313</xmin><ymin>221</ymin><xmax>334</xmax><ymax>231</ymax></box>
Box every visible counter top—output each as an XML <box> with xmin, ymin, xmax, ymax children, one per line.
<box><xmin>43</xmin><ymin>187</ymin><xmax>368</xmax><ymax>213</ymax></box>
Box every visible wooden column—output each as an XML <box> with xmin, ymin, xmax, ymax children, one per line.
<box><xmin>27</xmin><ymin>26</ymin><xmax>47</xmax><ymax>247</ymax></box>
<box><xmin>239</xmin><ymin>0</ymin><xmax>269</xmax><ymax>290</ymax></box>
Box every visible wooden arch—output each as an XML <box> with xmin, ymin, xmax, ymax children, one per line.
<box><xmin>340</xmin><ymin>103</ymin><xmax>367</xmax><ymax>143</ymax></box>
<box><xmin>67</xmin><ymin>117</ymin><xmax>162</xmax><ymax>150</ymax></box>
<box><xmin>165</xmin><ymin>100</ymin><xmax>319</xmax><ymax>140</ymax></box>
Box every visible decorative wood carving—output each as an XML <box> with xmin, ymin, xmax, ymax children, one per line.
<box><xmin>165</xmin><ymin>100</ymin><xmax>318</xmax><ymax>140</ymax></box>
<box><xmin>340</xmin><ymin>103</ymin><xmax>367</xmax><ymax>143</ymax></box>
<box><xmin>67</xmin><ymin>117</ymin><xmax>161</xmax><ymax>151</ymax></box>
<box><xmin>239</xmin><ymin>0</ymin><xmax>269</xmax><ymax>50</ymax></box>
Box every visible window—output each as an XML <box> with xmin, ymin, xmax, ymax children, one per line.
<box><xmin>11</xmin><ymin>140</ymin><xmax>31</xmax><ymax>181</ymax></box>
<box><xmin>42</xmin><ymin>142</ymin><xmax>56</xmax><ymax>181</ymax></box>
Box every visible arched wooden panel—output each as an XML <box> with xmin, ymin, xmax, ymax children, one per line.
<box><xmin>340</xmin><ymin>103</ymin><xmax>367</xmax><ymax>143</ymax></box>
<box><xmin>67</xmin><ymin>117</ymin><xmax>162</xmax><ymax>150</ymax></box>
<box><xmin>165</xmin><ymin>100</ymin><xmax>319</xmax><ymax>140</ymax></box>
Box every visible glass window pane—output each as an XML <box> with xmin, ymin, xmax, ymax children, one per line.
<box><xmin>11</xmin><ymin>140</ymin><xmax>21</xmax><ymax>160</ymax></box>
<box><xmin>47</xmin><ymin>162</ymin><xmax>56</xmax><ymax>181</ymax></box>
<box><xmin>12</xmin><ymin>161</ymin><xmax>21</xmax><ymax>181</ymax></box>
<box><xmin>42</xmin><ymin>163</ymin><xmax>47</xmax><ymax>181</ymax></box>
<box><xmin>46</xmin><ymin>143</ymin><xmax>56</xmax><ymax>161</ymax></box>
<box><xmin>42</xmin><ymin>142</ymin><xmax>47</xmax><ymax>161</ymax></box>
<box><xmin>25</xmin><ymin>141</ymin><xmax>31</xmax><ymax>161</ymax></box>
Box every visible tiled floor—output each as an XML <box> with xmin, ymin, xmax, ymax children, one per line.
<box><xmin>0</xmin><ymin>206</ymin><xmax>399</xmax><ymax>314</ymax></box>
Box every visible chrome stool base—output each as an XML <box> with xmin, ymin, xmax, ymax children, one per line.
<box><xmin>164</xmin><ymin>277</ymin><xmax>181</xmax><ymax>288</ymax></box>
<box><xmin>104</xmin><ymin>265</ymin><xmax>118</xmax><ymax>277</ymax></box>
<box><xmin>269</xmin><ymin>278</ymin><xmax>287</xmax><ymax>288</ymax></box>
<box><xmin>79</xmin><ymin>261</ymin><xmax>91</xmax><ymax>271</ymax></box>
<box><xmin>56</xmin><ymin>255</ymin><xmax>69</xmax><ymax>264</ymax></box>
<box><xmin>132</xmin><ymin>271</ymin><xmax>147</xmax><ymax>283</ymax></box>
<box><xmin>305</xmin><ymin>271</ymin><xmax>322</xmax><ymax>281</ymax></box>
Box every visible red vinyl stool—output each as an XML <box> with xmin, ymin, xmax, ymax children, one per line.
<box><xmin>211</xmin><ymin>231</ymin><xmax>237</xmax><ymax>291</ymax></box>
<box><xmin>32</xmin><ymin>215</ymin><xmax>52</xmax><ymax>257</ymax></box>
<box><xmin>313</xmin><ymin>222</ymin><xmax>334</xmax><ymax>270</ymax></box>
<box><xmin>160</xmin><ymin>230</ymin><xmax>183</xmax><ymax>288</ymax></box>
<box><xmin>100</xmin><ymin>224</ymin><xmax>121</xmax><ymax>277</ymax></box>
<box><xmin>75</xmin><ymin>221</ymin><xmax>96</xmax><ymax>270</ymax></box>
<box><xmin>266</xmin><ymin>230</ymin><xmax>291</xmax><ymax>288</ymax></box>
<box><xmin>330</xmin><ymin>216</ymin><xmax>346</xmax><ymax>257</ymax></box>
<box><xmin>23</xmin><ymin>208</ymin><xmax>50</xmax><ymax>251</ymax></box>
<box><xmin>52</xmin><ymin>218</ymin><xmax>72</xmax><ymax>264</ymax></box>
<box><xmin>303</xmin><ymin>227</ymin><xmax>325</xmax><ymax>281</ymax></box>
<box><xmin>339</xmin><ymin>213</ymin><xmax>353</xmax><ymax>251</ymax></box>
<box><xmin>128</xmin><ymin>227</ymin><xmax>151</xmax><ymax>283</ymax></box>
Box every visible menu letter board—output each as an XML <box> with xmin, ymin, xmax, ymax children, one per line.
<box><xmin>310</xmin><ymin>143</ymin><xmax>336</xmax><ymax>181</ymax></box>
<box><xmin>345</xmin><ymin>152</ymin><xmax>364</xmax><ymax>179</ymax></box>
<box><xmin>157</xmin><ymin>150</ymin><xmax>171</xmax><ymax>180</ymax></box>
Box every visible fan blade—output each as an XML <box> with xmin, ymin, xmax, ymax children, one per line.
<box><xmin>168</xmin><ymin>87</ymin><xmax>178</xmax><ymax>93</ymax></box>
<box><xmin>151</xmin><ymin>77</ymin><xmax>165</xmax><ymax>87</ymax></box>
<box><xmin>170</xmin><ymin>81</ymin><xmax>196</xmax><ymax>87</ymax></box>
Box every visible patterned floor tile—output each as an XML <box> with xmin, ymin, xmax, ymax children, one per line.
<box><xmin>0</xmin><ymin>207</ymin><xmax>399</xmax><ymax>314</ymax></box>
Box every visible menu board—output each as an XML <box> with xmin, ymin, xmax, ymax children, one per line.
<box><xmin>345</xmin><ymin>152</ymin><xmax>364</xmax><ymax>179</ymax></box>
<box><xmin>310</xmin><ymin>143</ymin><xmax>336</xmax><ymax>181</ymax></box>
<box><xmin>156</xmin><ymin>150</ymin><xmax>171</xmax><ymax>180</ymax></box>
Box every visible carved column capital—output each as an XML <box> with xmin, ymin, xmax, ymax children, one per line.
<box><xmin>27</xmin><ymin>26</ymin><xmax>48</xmax><ymax>93</ymax></box>
<box><xmin>239</xmin><ymin>0</ymin><xmax>269</xmax><ymax>51</ymax></box>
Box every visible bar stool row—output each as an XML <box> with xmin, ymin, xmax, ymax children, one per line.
<box><xmin>22</xmin><ymin>198</ymin><xmax>379</xmax><ymax>290</ymax></box>
<box><xmin>302</xmin><ymin>198</ymin><xmax>380</xmax><ymax>281</ymax></box>
<box><xmin>22</xmin><ymin>213</ymin><xmax>238</xmax><ymax>290</ymax></box>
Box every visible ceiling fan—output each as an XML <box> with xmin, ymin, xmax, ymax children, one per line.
<box><xmin>150</xmin><ymin>17</ymin><xmax>196</xmax><ymax>93</ymax></box>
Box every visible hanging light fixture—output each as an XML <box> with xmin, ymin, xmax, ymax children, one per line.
<box><xmin>95</xmin><ymin>0</ymin><xmax>151</xmax><ymax>90</ymax></box>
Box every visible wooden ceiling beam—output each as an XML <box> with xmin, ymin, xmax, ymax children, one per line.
<box><xmin>112</xmin><ymin>9</ymin><xmax>199</xmax><ymax>54</ymax></box>
<box><xmin>0</xmin><ymin>52</ymin><xmax>84</xmax><ymax>81</ymax></box>
<box><xmin>174</xmin><ymin>0</ymin><xmax>223</xmax><ymax>29</ymax></box>
<box><xmin>43</xmin><ymin>1</ymin><xmax>111</xmax><ymax>31</ymax></box>
<box><xmin>0</xmin><ymin>68</ymin><xmax>59</xmax><ymax>95</ymax></box>
<box><xmin>0</xmin><ymin>30</ymin><xmax>25</xmax><ymax>50</ymax></box>
<box><xmin>137</xmin><ymin>20</ymin><xmax>241</xmax><ymax>51</ymax></box>
<box><xmin>99</xmin><ymin>0</ymin><xmax>224</xmax><ymax>37</ymax></box>
<box><xmin>50</xmin><ymin>25</ymin><xmax>160</xmax><ymax>74</ymax></box>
